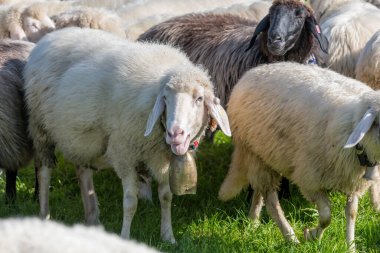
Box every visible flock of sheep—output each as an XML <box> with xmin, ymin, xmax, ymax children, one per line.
<box><xmin>0</xmin><ymin>0</ymin><xmax>379</xmax><ymax>252</ymax></box>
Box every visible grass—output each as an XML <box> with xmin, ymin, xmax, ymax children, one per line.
<box><xmin>1</xmin><ymin>131</ymin><xmax>380</xmax><ymax>252</ymax></box>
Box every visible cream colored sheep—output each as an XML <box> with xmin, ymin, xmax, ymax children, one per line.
<box><xmin>21</xmin><ymin>1</ymin><xmax>73</xmax><ymax>42</ymax></box>
<box><xmin>219</xmin><ymin>62</ymin><xmax>380</xmax><ymax>251</ymax></box>
<box><xmin>118</xmin><ymin>0</ymin><xmax>253</xmax><ymax>27</ymax></box>
<box><xmin>356</xmin><ymin>30</ymin><xmax>380</xmax><ymax>89</ymax></box>
<box><xmin>52</xmin><ymin>6</ymin><xmax>126</xmax><ymax>38</ymax></box>
<box><xmin>0</xmin><ymin>1</ymin><xmax>72</xmax><ymax>42</ymax></box>
<box><xmin>0</xmin><ymin>217</ymin><xmax>161</xmax><ymax>253</ymax></box>
<box><xmin>124</xmin><ymin>13</ymin><xmax>171</xmax><ymax>40</ymax></box>
<box><xmin>209</xmin><ymin>0</ymin><xmax>271</xmax><ymax>23</ymax></box>
<box><xmin>310</xmin><ymin>0</ymin><xmax>380</xmax><ymax>78</ymax></box>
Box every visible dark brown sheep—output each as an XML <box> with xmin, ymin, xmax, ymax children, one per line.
<box><xmin>139</xmin><ymin>0</ymin><xmax>328</xmax><ymax>106</ymax></box>
<box><xmin>0</xmin><ymin>40</ymin><xmax>34</xmax><ymax>202</ymax></box>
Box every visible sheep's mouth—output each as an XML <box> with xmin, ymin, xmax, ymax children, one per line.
<box><xmin>267</xmin><ymin>43</ymin><xmax>286</xmax><ymax>56</ymax></box>
<box><xmin>171</xmin><ymin>134</ymin><xmax>191</xmax><ymax>156</ymax></box>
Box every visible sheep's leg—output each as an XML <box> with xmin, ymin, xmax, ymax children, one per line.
<box><xmin>248</xmin><ymin>190</ymin><xmax>264</xmax><ymax>222</ymax></box>
<box><xmin>38</xmin><ymin>164</ymin><xmax>52</xmax><ymax>219</ymax></box>
<box><xmin>247</xmin><ymin>154</ymin><xmax>294</xmax><ymax>240</ymax></box>
<box><xmin>264</xmin><ymin>190</ymin><xmax>299</xmax><ymax>243</ymax></box>
<box><xmin>219</xmin><ymin>144</ymin><xmax>249</xmax><ymax>201</ymax></box>
<box><xmin>34</xmin><ymin>164</ymin><xmax>39</xmax><ymax>201</ymax></box>
<box><xmin>369</xmin><ymin>181</ymin><xmax>380</xmax><ymax>212</ymax></box>
<box><xmin>158</xmin><ymin>180</ymin><xmax>176</xmax><ymax>243</ymax></box>
<box><xmin>5</xmin><ymin>170</ymin><xmax>17</xmax><ymax>203</ymax></box>
<box><xmin>31</xmin><ymin>121</ymin><xmax>55</xmax><ymax>219</ymax></box>
<box><xmin>345</xmin><ymin>193</ymin><xmax>359</xmax><ymax>252</ymax></box>
<box><xmin>76</xmin><ymin>166</ymin><xmax>100</xmax><ymax>225</ymax></box>
<box><xmin>303</xmin><ymin>191</ymin><xmax>331</xmax><ymax>241</ymax></box>
<box><xmin>120</xmin><ymin>171</ymin><xmax>138</xmax><ymax>239</ymax></box>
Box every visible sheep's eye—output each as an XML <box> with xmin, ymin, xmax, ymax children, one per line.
<box><xmin>196</xmin><ymin>96</ymin><xmax>203</xmax><ymax>103</ymax></box>
<box><xmin>163</xmin><ymin>96</ymin><xmax>166</xmax><ymax>101</ymax></box>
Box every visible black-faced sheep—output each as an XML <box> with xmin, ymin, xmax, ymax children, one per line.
<box><xmin>0</xmin><ymin>40</ymin><xmax>34</xmax><ymax>202</ymax></box>
<box><xmin>139</xmin><ymin>0</ymin><xmax>328</xmax><ymax>106</ymax></box>
<box><xmin>220</xmin><ymin>62</ymin><xmax>380</xmax><ymax>251</ymax></box>
<box><xmin>24</xmin><ymin>27</ymin><xmax>231</xmax><ymax>243</ymax></box>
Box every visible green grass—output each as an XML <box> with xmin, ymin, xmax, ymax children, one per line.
<box><xmin>1</xmin><ymin>132</ymin><xmax>380</xmax><ymax>252</ymax></box>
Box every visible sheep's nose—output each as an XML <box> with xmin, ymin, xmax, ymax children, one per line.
<box><xmin>168</xmin><ymin>126</ymin><xmax>184</xmax><ymax>139</ymax></box>
<box><xmin>268</xmin><ymin>35</ymin><xmax>284</xmax><ymax>44</ymax></box>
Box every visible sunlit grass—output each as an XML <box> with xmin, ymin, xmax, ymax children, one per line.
<box><xmin>0</xmin><ymin>132</ymin><xmax>379</xmax><ymax>252</ymax></box>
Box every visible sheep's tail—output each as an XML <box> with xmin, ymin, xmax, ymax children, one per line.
<box><xmin>218</xmin><ymin>144</ymin><xmax>249</xmax><ymax>201</ymax></box>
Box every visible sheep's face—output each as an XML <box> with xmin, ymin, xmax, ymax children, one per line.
<box><xmin>23</xmin><ymin>16</ymin><xmax>55</xmax><ymax>43</ymax></box>
<box><xmin>267</xmin><ymin>4</ymin><xmax>308</xmax><ymax>56</ymax></box>
<box><xmin>162</xmin><ymin>83</ymin><xmax>208</xmax><ymax>156</ymax></box>
<box><xmin>144</xmin><ymin>72</ymin><xmax>231</xmax><ymax>156</ymax></box>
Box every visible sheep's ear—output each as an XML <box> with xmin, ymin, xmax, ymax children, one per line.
<box><xmin>344</xmin><ymin>108</ymin><xmax>376</xmax><ymax>148</ymax></box>
<box><xmin>144</xmin><ymin>91</ymin><xmax>165</xmax><ymax>137</ymax></box>
<box><xmin>205</xmin><ymin>95</ymin><xmax>231</xmax><ymax>137</ymax></box>
<box><xmin>305</xmin><ymin>16</ymin><xmax>329</xmax><ymax>54</ymax></box>
<box><xmin>246</xmin><ymin>14</ymin><xmax>270</xmax><ymax>52</ymax></box>
<box><xmin>9</xmin><ymin>24</ymin><xmax>27</xmax><ymax>41</ymax></box>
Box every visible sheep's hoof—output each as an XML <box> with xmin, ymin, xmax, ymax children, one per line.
<box><xmin>85</xmin><ymin>217</ymin><xmax>100</xmax><ymax>226</ymax></box>
<box><xmin>372</xmin><ymin>203</ymin><xmax>380</xmax><ymax>213</ymax></box>
<box><xmin>40</xmin><ymin>213</ymin><xmax>50</xmax><ymax>220</ymax></box>
<box><xmin>285</xmin><ymin>233</ymin><xmax>300</xmax><ymax>244</ymax></box>
<box><xmin>304</xmin><ymin>228</ymin><xmax>318</xmax><ymax>241</ymax></box>
<box><xmin>249</xmin><ymin>218</ymin><xmax>261</xmax><ymax>229</ymax></box>
<box><xmin>162</xmin><ymin>234</ymin><xmax>176</xmax><ymax>244</ymax></box>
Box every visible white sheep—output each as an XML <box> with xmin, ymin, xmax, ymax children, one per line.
<box><xmin>0</xmin><ymin>217</ymin><xmax>161</xmax><ymax>253</ymax></box>
<box><xmin>21</xmin><ymin>1</ymin><xmax>73</xmax><ymax>42</ymax></box>
<box><xmin>0</xmin><ymin>3</ymin><xmax>29</xmax><ymax>40</ymax></box>
<box><xmin>51</xmin><ymin>6</ymin><xmax>126</xmax><ymax>38</ymax></box>
<box><xmin>209</xmin><ymin>0</ymin><xmax>271</xmax><ymax>23</ymax></box>
<box><xmin>74</xmin><ymin>0</ymin><xmax>146</xmax><ymax>10</ymax></box>
<box><xmin>355</xmin><ymin>30</ymin><xmax>380</xmax><ymax>89</ymax></box>
<box><xmin>0</xmin><ymin>1</ymin><xmax>72</xmax><ymax>42</ymax></box>
<box><xmin>118</xmin><ymin>0</ymin><xmax>253</xmax><ymax>27</ymax></box>
<box><xmin>219</xmin><ymin>62</ymin><xmax>380</xmax><ymax>251</ymax></box>
<box><xmin>310</xmin><ymin>0</ymin><xmax>380</xmax><ymax>78</ymax></box>
<box><xmin>24</xmin><ymin>27</ymin><xmax>231</xmax><ymax>243</ymax></box>
<box><xmin>124</xmin><ymin>13</ymin><xmax>172</xmax><ymax>41</ymax></box>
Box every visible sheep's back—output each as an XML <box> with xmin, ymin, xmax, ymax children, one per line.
<box><xmin>228</xmin><ymin>62</ymin><xmax>371</xmax><ymax>193</ymax></box>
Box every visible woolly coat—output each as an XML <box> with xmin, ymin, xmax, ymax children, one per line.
<box><xmin>0</xmin><ymin>39</ymin><xmax>34</xmax><ymax>170</ymax></box>
<box><xmin>24</xmin><ymin>27</ymin><xmax>214</xmax><ymax>184</ymax></box>
<box><xmin>355</xmin><ymin>30</ymin><xmax>380</xmax><ymax>88</ymax></box>
<box><xmin>311</xmin><ymin>0</ymin><xmax>380</xmax><ymax>77</ymax></box>
<box><xmin>118</xmin><ymin>0</ymin><xmax>253</xmax><ymax>27</ymax></box>
<box><xmin>52</xmin><ymin>7</ymin><xmax>126</xmax><ymax>38</ymax></box>
<box><xmin>221</xmin><ymin>62</ymin><xmax>376</xmax><ymax>200</ymax></box>
<box><xmin>209</xmin><ymin>0</ymin><xmax>271</xmax><ymax>23</ymax></box>
<box><xmin>0</xmin><ymin>218</ymin><xmax>160</xmax><ymax>253</ymax></box>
